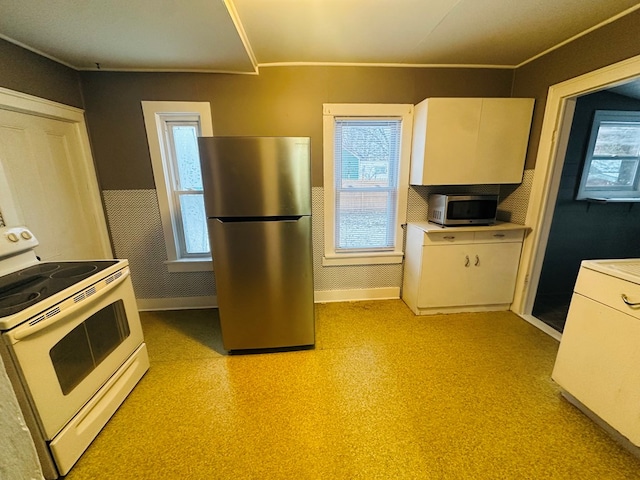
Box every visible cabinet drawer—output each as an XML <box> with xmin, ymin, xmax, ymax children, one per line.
<box><xmin>574</xmin><ymin>267</ymin><xmax>640</xmax><ymax>320</ymax></box>
<box><xmin>423</xmin><ymin>231</ymin><xmax>475</xmax><ymax>245</ymax></box>
<box><xmin>474</xmin><ymin>229</ymin><xmax>524</xmax><ymax>243</ymax></box>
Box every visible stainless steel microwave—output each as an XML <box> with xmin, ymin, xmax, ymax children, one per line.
<box><xmin>427</xmin><ymin>194</ymin><xmax>498</xmax><ymax>226</ymax></box>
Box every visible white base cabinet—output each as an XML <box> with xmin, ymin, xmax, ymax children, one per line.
<box><xmin>552</xmin><ymin>260</ymin><xmax>640</xmax><ymax>448</ymax></box>
<box><xmin>402</xmin><ymin>222</ymin><xmax>525</xmax><ymax>315</ymax></box>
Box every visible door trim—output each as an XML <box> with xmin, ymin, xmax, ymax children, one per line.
<box><xmin>512</xmin><ymin>53</ymin><xmax>640</xmax><ymax>316</ymax></box>
<box><xmin>0</xmin><ymin>86</ymin><xmax>112</xmax><ymax>257</ymax></box>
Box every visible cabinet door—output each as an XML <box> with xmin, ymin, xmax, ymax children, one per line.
<box><xmin>412</xmin><ymin>98</ymin><xmax>482</xmax><ymax>185</ymax></box>
<box><xmin>410</xmin><ymin>97</ymin><xmax>533</xmax><ymax>186</ymax></box>
<box><xmin>417</xmin><ymin>244</ymin><xmax>473</xmax><ymax>308</ymax></box>
<box><xmin>416</xmin><ymin>241</ymin><xmax>522</xmax><ymax>309</ymax></box>
<box><xmin>474</xmin><ymin>98</ymin><xmax>534</xmax><ymax>184</ymax></box>
<box><xmin>465</xmin><ymin>242</ymin><xmax>522</xmax><ymax>305</ymax></box>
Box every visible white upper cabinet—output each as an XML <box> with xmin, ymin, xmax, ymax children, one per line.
<box><xmin>410</xmin><ymin>97</ymin><xmax>535</xmax><ymax>185</ymax></box>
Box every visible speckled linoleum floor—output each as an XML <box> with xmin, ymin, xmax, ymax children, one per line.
<box><xmin>64</xmin><ymin>300</ymin><xmax>640</xmax><ymax>479</ymax></box>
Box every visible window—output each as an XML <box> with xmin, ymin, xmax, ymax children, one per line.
<box><xmin>577</xmin><ymin>110</ymin><xmax>640</xmax><ymax>201</ymax></box>
<box><xmin>323</xmin><ymin>104</ymin><xmax>413</xmax><ymax>266</ymax></box>
<box><xmin>163</xmin><ymin>119</ymin><xmax>209</xmax><ymax>255</ymax></box>
<box><xmin>142</xmin><ymin>101</ymin><xmax>213</xmax><ymax>272</ymax></box>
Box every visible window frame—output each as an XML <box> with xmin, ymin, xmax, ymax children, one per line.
<box><xmin>576</xmin><ymin>110</ymin><xmax>640</xmax><ymax>201</ymax></box>
<box><xmin>141</xmin><ymin>101</ymin><xmax>213</xmax><ymax>272</ymax></box>
<box><xmin>162</xmin><ymin>118</ymin><xmax>209</xmax><ymax>258</ymax></box>
<box><xmin>322</xmin><ymin>104</ymin><xmax>413</xmax><ymax>266</ymax></box>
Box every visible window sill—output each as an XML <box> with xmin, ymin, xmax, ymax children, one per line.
<box><xmin>322</xmin><ymin>251</ymin><xmax>404</xmax><ymax>266</ymax></box>
<box><xmin>165</xmin><ymin>258</ymin><xmax>213</xmax><ymax>273</ymax></box>
<box><xmin>583</xmin><ymin>197</ymin><xmax>640</xmax><ymax>203</ymax></box>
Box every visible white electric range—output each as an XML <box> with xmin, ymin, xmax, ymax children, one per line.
<box><xmin>0</xmin><ymin>226</ymin><xmax>149</xmax><ymax>478</ymax></box>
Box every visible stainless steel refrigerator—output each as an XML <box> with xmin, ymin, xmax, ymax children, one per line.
<box><xmin>198</xmin><ymin>136</ymin><xmax>315</xmax><ymax>351</ymax></box>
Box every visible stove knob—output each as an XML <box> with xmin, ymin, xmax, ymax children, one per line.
<box><xmin>20</xmin><ymin>231</ymin><xmax>32</xmax><ymax>240</ymax></box>
<box><xmin>7</xmin><ymin>232</ymin><xmax>19</xmax><ymax>242</ymax></box>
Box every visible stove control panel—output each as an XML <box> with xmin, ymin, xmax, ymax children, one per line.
<box><xmin>0</xmin><ymin>226</ymin><xmax>39</xmax><ymax>257</ymax></box>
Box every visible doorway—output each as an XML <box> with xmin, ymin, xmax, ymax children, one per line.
<box><xmin>511</xmin><ymin>54</ymin><xmax>640</xmax><ymax>337</ymax></box>
<box><xmin>532</xmin><ymin>87</ymin><xmax>640</xmax><ymax>332</ymax></box>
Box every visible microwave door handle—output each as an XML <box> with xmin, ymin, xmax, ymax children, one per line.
<box><xmin>9</xmin><ymin>268</ymin><xmax>131</xmax><ymax>343</ymax></box>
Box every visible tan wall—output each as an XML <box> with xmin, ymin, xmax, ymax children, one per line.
<box><xmin>0</xmin><ymin>38</ymin><xmax>83</xmax><ymax>108</ymax></box>
<box><xmin>80</xmin><ymin>67</ymin><xmax>513</xmax><ymax>189</ymax></box>
<box><xmin>513</xmin><ymin>8</ymin><xmax>640</xmax><ymax>170</ymax></box>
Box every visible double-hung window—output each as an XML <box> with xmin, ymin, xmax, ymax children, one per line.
<box><xmin>577</xmin><ymin>110</ymin><xmax>640</xmax><ymax>201</ymax></box>
<box><xmin>323</xmin><ymin>104</ymin><xmax>413</xmax><ymax>266</ymax></box>
<box><xmin>142</xmin><ymin>101</ymin><xmax>213</xmax><ymax>272</ymax></box>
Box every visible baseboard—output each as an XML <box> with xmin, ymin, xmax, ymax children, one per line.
<box><xmin>137</xmin><ymin>288</ymin><xmax>401</xmax><ymax>311</ymax></box>
<box><xmin>313</xmin><ymin>287</ymin><xmax>400</xmax><ymax>303</ymax></box>
<box><xmin>136</xmin><ymin>296</ymin><xmax>217</xmax><ymax>311</ymax></box>
<box><xmin>410</xmin><ymin>303</ymin><xmax>512</xmax><ymax>315</ymax></box>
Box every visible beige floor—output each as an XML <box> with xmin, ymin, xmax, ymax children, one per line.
<box><xmin>65</xmin><ymin>300</ymin><xmax>640</xmax><ymax>479</ymax></box>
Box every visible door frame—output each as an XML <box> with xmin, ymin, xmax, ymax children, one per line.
<box><xmin>512</xmin><ymin>54</ymin><xmax>640</xmax><ymax>331</ymax></box>
<box><xmin>0</xmin><ymin>86</ymin><xmax>112</xmax><ymax>257</ymax></box>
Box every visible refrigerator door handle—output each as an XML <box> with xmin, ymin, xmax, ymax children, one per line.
<box><xmin>214</xmin><ymin>216</ymin><xmax>305</xmax><ymax>223</ymax></box>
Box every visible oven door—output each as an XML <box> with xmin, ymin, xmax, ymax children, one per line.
<box><xmin>3</xmin><ymin>267</ymin><xmax>144</xmax><ymax>440</ymax></box>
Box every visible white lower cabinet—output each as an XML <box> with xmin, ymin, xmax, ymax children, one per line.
<box><xmin>552</xmin><ymin>260</ymin><xmax>640</xmax><ymax>448</ymax></box>
<box><xmin>402</xmin><ymin>222</ymin><xmax>525</xmax><ymax>315</ymax></box>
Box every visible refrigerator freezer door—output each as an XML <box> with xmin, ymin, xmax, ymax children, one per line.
<box><xmin>198</xmin><ymin>137</ymin><xmax>311</xmax><ymax>218</ymax></box>
<box><xmin>209</xmin><ymin>216</ymin><xmax>315</xmax><ymax>350</ymax></box>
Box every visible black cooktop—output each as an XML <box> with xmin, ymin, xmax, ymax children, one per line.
<box><xmin>0</xmin><ymin>261</ymin><xmax>119</xmax><ymax>318</ymax></box>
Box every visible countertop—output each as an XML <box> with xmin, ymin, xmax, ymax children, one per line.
<box><xmin>581</xmin><ymin>258</ymin><xmax>640</xmax><ymax>286</ymax></box>
<box><xmin>407</xmin><ymin>221</ymin><xmax>528</xmax><ymax>234</ymax></box>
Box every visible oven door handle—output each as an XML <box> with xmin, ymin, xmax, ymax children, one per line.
<box><xmin>10</xmin><ymin>268</ymin><xmax>131</xmax><ymax>343</ymax></box>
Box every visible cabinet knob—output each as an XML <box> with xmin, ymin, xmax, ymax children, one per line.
<box><xmin>465</xmin><ymin>255</ymin><xmax>470</xmax><ymax>267</ymax></box>
<box><xmin>475</xmin><ymin>255</ymin><xmax>480</xmax><ymax>266</ymax></box>
<box><xmin>493</xmin><ymin>233</ymin><xmax>505</xmax><ymax>238</ymax></box>
<box><xmin>444</xmin><ymin>235</ymin><xmax>455</xmax><ymax>240</ymax></box>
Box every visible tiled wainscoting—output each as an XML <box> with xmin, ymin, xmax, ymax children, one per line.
<box><xmin>102</xmin><ymin>169</ymin><xmax>533</xmax><ymax>309</ymax></box>
<box><xmin>102</xmin><ymin>190</ymin><xmax>217</xmax><ymax>309</ymax></box>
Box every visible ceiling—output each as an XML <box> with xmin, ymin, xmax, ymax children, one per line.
<box><xmin>1</xmin><ymin>0</ymin><xmax>639</xmax><ymax>74</ymax></box>
<box><xmin>609</xmin><ymin>81</ymin><xmax>640</xmax><ymax>99</ymax></box>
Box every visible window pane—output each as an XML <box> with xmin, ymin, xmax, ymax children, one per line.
<box><xmin>593</xmin><ymin>122</ymin><xmax>640</xmax><ymax>157</ymax></box>
<box><xmin>334</xmin><ymin>119</ymin><xmax>401</xmax><ymax>250</ymax></box>
<box><xmin>337</xmin><ymin>121</ymin><xmax>397</xmax><ymax>188</ymax></box>
<box><xmin>172</xmin><ymin>124</ymin><xmax>203</xmax><ymax>191</ymax></box>
<box><xmin>586</xmin><ymin>159</ymin><xmax>639</xmax><ymax>187</ymax></box>
<box><xmin>179</xmin><ymin>194</ymin><xmax>210</xmax><ymax>254</ymax></box>
<box><xmin>336</xmin><ymin>190</ymin><xmax>396</xmax><ymax>249</ymax></box>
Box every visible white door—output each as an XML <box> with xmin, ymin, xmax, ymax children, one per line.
<box><xmin>0</xmin><ymin>107</ymin><xmax>110</xmax><ymax>260</ymax></box>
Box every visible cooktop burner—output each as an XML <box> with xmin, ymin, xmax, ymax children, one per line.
<box><xmin>0</xmin><ymin>261</ymin><xmax>119</xmax><ymax>318</ymax></box>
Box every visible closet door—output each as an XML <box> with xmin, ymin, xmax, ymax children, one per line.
<box><xmin>0</xmin><ymin>107</ymin><xmax>110</xmax><ymax>260</ymax></box>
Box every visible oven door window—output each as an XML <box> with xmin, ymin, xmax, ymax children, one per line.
<box><xmin>50</xmin><ymin>300</ymin><xmax>130</xmax><ymax>395</ymax></box>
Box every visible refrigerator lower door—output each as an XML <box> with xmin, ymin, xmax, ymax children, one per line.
<box><xmin>209</xmin><ymin>216</ymin><xmax>315</xmax><ymax>350</ymax></box>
